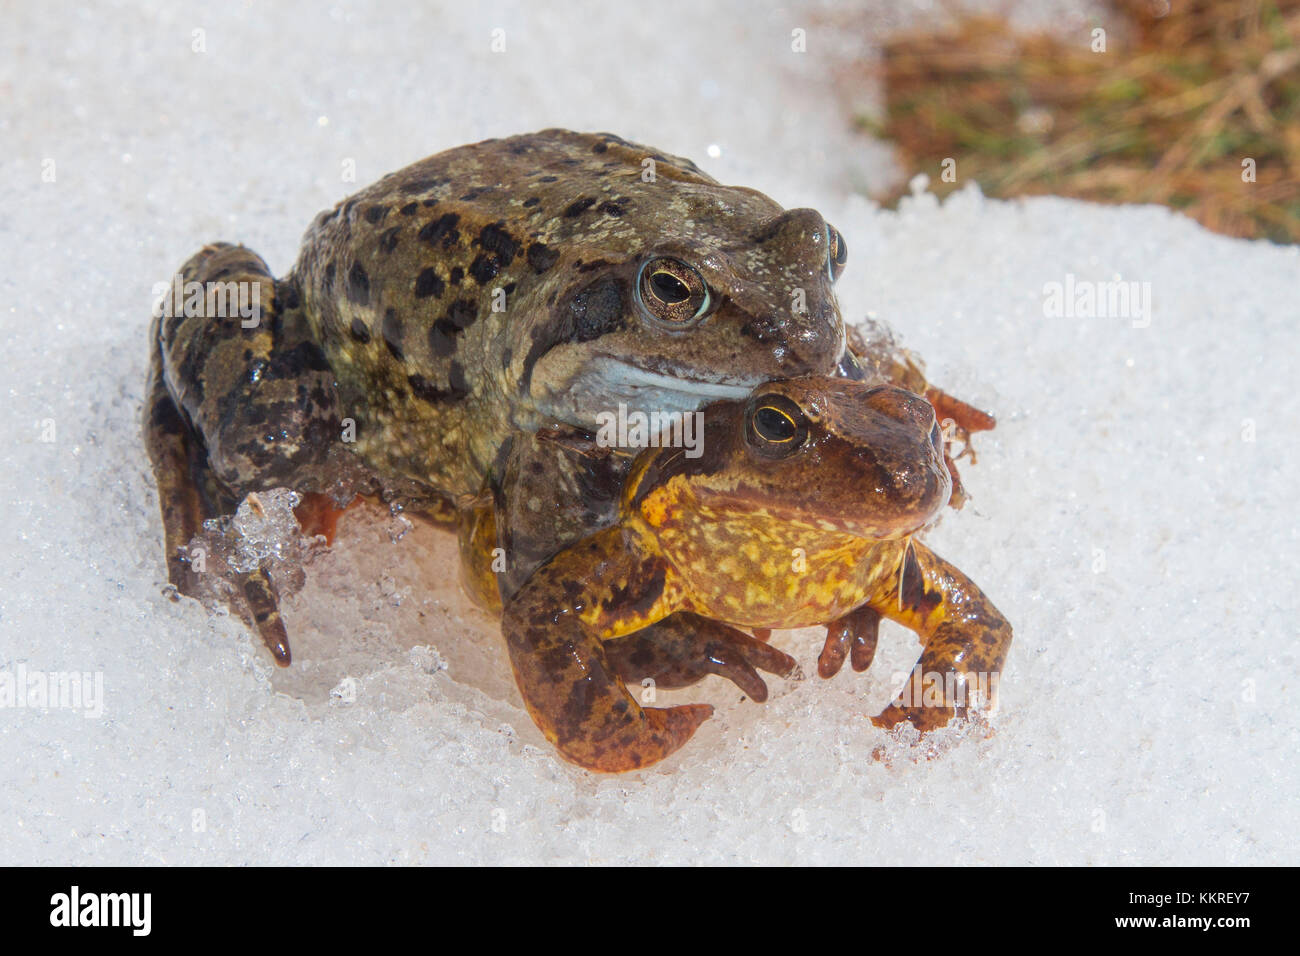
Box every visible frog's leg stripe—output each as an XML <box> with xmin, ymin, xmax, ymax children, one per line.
<box><xmin>869</xmin><ymin>540</ymin><xmax>1013</xmax><ymax>732</ymax></box>
<box><xmin>501</xmin><ymin>526</ymin><xmax>711</xmax><ymax>772</ymax></box>
<box><xmin>604</xmin><ymin>612</ymin><xmax>798</xmax><ymax>703</ymax></box>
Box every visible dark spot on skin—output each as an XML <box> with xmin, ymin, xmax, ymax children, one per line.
<box><xmin>382</xmin><ymin>308</ymin><xmax>405</xmax><ymax>361</ymax></box>
<box><xmin>468</xmin><ymin>254</ymin><xmax>500</xmax><ymax>284</ymax></box>
<box><xmin>422</xmin><ymin>198</ymin><xmax>439</xmax><ymax>207</ymax></box>
<box><xmin>607</xmin><ymin>561</ymin><xmax>666</xmax><ymax>621</ymax></box>
<box><xmin>427</xmin><ymin>298</ymin><xmax>478</xmax><ymax>357</ymax></box>
<box><xmin>414</xmin><ymin>268</ymin><xmax>445</xmax><ymax>299</ymax></box>
<box><xmin>526</xmin><ymin>243</ymin><xmax>559</xmax><ymax>273</ymax></box>
<box><xmin>379</xmin><ymin>227</ymin><xmax>402</xmax><ymax>254</ymax></box>
<box><xmin>523</xmin><ymin>197</ymin><xmax>540</xmax><ymax>208</ymax></box>
<box><xmin>349</xmin><ymin>318</ymin><xmax>371</xmax><ymax>344</ymax></box>
<box><xmin>503</xmin><ymin>282</ymin><xmax>517</xmax><ymax>296</ymax></box>
<box><xmin>577</xmin><ymin>258</ymin><xmax>610</xmax><ymax>273</ymax></box>
<box><xmin>323</xmin><ymin>262</ymin><xmax>336</xmax><ymax>289</ymax></box>
<box><xmin>427</xmin><ymin>321</ymin><xmax>459</xmax><ymax>357</ymax></box>
<box><xmin>501</xmin><ymin>346</ymin><xmax>512</xmax><ymax>370</ymax></box>
<box><xmin>408</xmin><ymin>372</ymin><xmax>468</xmax><ymax>403</ymax></box>
<box><xmin>538</xmin><ymin>175</ymin><xmax>558</xmax><ymax>183</ymax></box>
<box><xmin>347</xmin><ymin>262</ymin><xmax>370</xmax><ymax>305</ymax></box>
<box><xmin>399</xmin><ymin>177</ymin><xmax>442</xmax><ymax>194</ymax></box>
<box><xmin>418</xmin><ymin>213</ymin><xmax>461</xmax><ymax>249</ymax></box>
<box><xmin>563</xmin><ymin>197</ymin><xmax>597</xmax><ymax>218</ymax></box>
<box><xmin>267</xmin><ymin>340</ymin><xmax>332</xmax><ymax>378</ymax></box>
<box><xmin>597</xmin><ymin>201</ymin><xmax>625</xmax><ymax>217</ymax></box>
<box><xmin>521</xmin><ymin>275</ymin><xmax>625</xmax><ymax>390</ymax></box>
<box><xmin>477</xmin><ymin>223</ymin><xmax>520</xmax><ymax>264</ymax></box>
<box><xmin>364</xmin><ymin>204</ymin><xmax>388</xmax><ymax>224</ymax></box>
<box><xmin>592</xmin><ymin>142</ymin><xmax>608</xmax><ymax>154</ymax></box>
<box><xmin>399</xmin><ymin>202</ymin><xmax>418</xmax><ymax>215</ymax></box>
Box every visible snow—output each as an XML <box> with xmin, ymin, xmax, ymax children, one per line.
<box><xmin>1</xmin><ymin>0</ymin><xmax>1296</xmax><ymax>864</ymax></box>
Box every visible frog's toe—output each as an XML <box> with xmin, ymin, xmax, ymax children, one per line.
<box><xmin>818</xmin><ymin>604</ymin><xmax>881</xmax><ymax>678</ymax></box>
<box><xmin>871</xmin><ymin>699</ymin><xmax>954</xmax><ymax>734</ymax></box>
<box><xmin>240</xmin><ymin>568</ymin><xmax>292</xmax><ymax>666</ymax></box>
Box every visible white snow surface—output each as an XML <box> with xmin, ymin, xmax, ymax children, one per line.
<box><xmin>2</xmin><ymin>0</ymin><xmax>1297</xmax><ymax>865</ymax></box>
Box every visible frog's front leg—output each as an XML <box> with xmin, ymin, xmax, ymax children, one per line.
<box><xmin>501</xmin><ymin>526</ymin><xmax>712</xmax><ymax>772</ymax></box>
<box><xmin>868</xmin><ymin>540</ymin><xmax>1013</xmax><ymax>733</ymax></box>
<box><xmin>604</xmin><ymin>613</ymin><xmax>798</xmax><ymax>703</ymax></box>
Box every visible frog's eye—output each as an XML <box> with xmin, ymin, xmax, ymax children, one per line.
<box><xmin>746</xmin><ymin>395</ymin><xmax>808</xmax><ymax>458</ymax></box>
<box><xmin>826</xmin><ymin>224</ymin><xmax>848</xmax><ymax>282</ymax></box>
<box><xmin>636</xmin><ymin>257</ymin><xmax>711</xmax><ymax>327</ymax></box>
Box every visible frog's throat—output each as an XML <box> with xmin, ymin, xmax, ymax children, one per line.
<box><xmin>531</xmin><ymin>356</ymin><xmax>757</xmax><ymax>426</ymax></box>
<box><xmin>593</xmin><ymin>359</ymin><xmax>757</xmax><ymax>401</ymax></box>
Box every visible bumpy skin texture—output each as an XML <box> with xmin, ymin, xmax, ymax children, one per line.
<box><xmin>502</xmin><ymin>377</ymin><xmax>1012</xmax><ymax>772</ymax></box>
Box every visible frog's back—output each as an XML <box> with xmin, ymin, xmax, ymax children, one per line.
<box><xmin>291</xmin><ymin>129</ymin><xmax>742</xmax><ymax>494</ymax></box>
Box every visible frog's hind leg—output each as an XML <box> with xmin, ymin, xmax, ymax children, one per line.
<box><xmin>502</xmin><ymin>528</ymin><xmax>713</xmax><ymax>773</ymax></box>
<box><xmin>148</xmin><ymin>242</ymin><xmax>338</xmax><ymax>665</ymax></box>
<box><xmin>604</xmin><ymin>613</ymin><xmax>798</xmax><ymax>702</ymax></box>
<box><xmin>145</xmin><ymin>340</ymin><xmax>294</xmax><ymax>665</ymax></box>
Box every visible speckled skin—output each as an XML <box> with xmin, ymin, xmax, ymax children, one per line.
<box><xmin>503</xmin><ymin>377</ymin><xmax>1013</xmax><ymax>772</ymax></box>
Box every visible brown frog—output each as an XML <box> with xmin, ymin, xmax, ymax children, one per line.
<box><xmin>501</xmin><ymin>377</ymin><xmax>1013</xmax><ymax>772</ymax></box>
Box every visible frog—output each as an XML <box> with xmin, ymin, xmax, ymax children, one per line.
<box><xmin>144</xmin><ymin>128</ymin><xmax>996</xmax><ymax>693</ymax></box>
<box><xmin>500</xmin><ymin>376</ymin><xmax>1013</xmax><ymax>772</ymax></box>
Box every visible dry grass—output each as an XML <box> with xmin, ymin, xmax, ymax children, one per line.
<box><xmin>862</xmin><ymin>0</ymin><xmax>1300</xmax><ymax>243</ymax></box>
